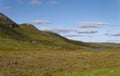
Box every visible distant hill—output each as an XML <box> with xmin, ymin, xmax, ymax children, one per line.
<box><xmin>0</xmin><ymin>12</ymin><xmax>89</xmax><ymax>50</ymax></box>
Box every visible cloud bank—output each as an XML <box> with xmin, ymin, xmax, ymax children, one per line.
<box><xmin>64</xmin><ymin>34</ymin><xmax>85</xmax><ymax>37</ymax></box>
<box><xmin>78</xmin><ymin>22</ymin><xmax>120</xmax><ymax>28</ymax></box>
<box><xmin>40</xmin><ymin>28</ymin><xmax>73</xmax><ymax>33</ymax></box>
<box><xmin>29</xmin><ymin>20</ymin><xmax>52</xmax><ymax>25</ymax></box>
<box><xmin>78</xmin><ymin>22</ymin><xmax>105</xmax><ymax>28</ymax></box>
<box><xmin>77</xmin><ymin>30</ymin><xmax>97</xmax><ymax>34</ymax></box>
<box><xmin>105</xmin><ymin>33</ymin><xmax>120</xmax><ymax>36</ymax></box>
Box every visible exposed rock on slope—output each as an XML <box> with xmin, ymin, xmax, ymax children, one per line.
<box><xmin>0</xmin><ymin>13</ymin><xmax>19</xmax><ymax>28</ymax></box>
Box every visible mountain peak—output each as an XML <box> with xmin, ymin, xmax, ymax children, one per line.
<box><xmin>0</xmin><ymin>12</ymin><xmax>19</xmax><ymax>28</ymax></box>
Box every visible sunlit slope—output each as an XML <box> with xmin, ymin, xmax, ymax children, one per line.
<box><xmin>19</xmin><ymin>24</ymin><xmax>89</xmax><ymax>48</ymax></box>
<box><xmin>0</xmin><ymin>12</ymin><xmax>89</xmax><ymax>50</ymax></box>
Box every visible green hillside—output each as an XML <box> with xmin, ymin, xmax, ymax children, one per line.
<box><xmin>0</xmin><ymin>13</ymin><xmax>89</xmax><ymax>50</ymax></box>
<box><xmin>1</xmin><ymin>13</ymin><xmax>120</xmax><ymax>76</ymax></box>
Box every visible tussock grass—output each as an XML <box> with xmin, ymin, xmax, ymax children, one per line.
<box><xmin>0</xmin><ymin>48</ymin><xmax>120</xmax><ymax>76</ymax></box>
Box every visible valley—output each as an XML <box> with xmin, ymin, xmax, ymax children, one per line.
<box><xmin>0</xmin><ymin>12</ymin><xmax>120</xmax><ymax>76</ymax></box>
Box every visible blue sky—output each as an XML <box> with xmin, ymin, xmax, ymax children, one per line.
<box><xmin>0</xmin><ymin>0</ymin><xmax>120</xmax><ymax>43</ymax></box>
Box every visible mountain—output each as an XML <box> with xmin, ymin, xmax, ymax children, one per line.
<box><xmin>0</xmin><ymin>12</ymin><xmax>89</xmax><ymax>50</ymax></box>
<box><xmin>0</xmin><ymin>13</ymin><xmax>19</xmax><ymax>28</ymax></box>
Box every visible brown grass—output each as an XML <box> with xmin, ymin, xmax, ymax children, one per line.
<box><xmin>0</xmin><ymin>48</ymin><xmax>120</xmax><ymax>76</ymax></box>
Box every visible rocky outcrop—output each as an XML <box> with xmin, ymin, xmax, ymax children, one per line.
<box><xmin>0</xmin><ymin>12</ymin><xmax>19</xmax><ymax>28</ymax></box>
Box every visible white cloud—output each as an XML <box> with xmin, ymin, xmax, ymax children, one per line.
<box><xmin>40</xmin><ymin>27</ymin><xmax>98</xmax><ymax>34</ymax></box>
<box><xmin>29</xmin><ymin>20</ymin><xmax>52</xmax><ymax>25</ymax></box>
<box><xmin>78</xmin><ymin>22</ymin><xmax>106</xmax><ymax>28</ymax></box>
<box><xmin>40</xmin><ymin>27</ymin><xmax>73</xmax><ymax>33</ymax></box>
<box><xmin>77</xmin><ymin>30</ymin><xmax>97</xmax><ymax>34</ymax></box>
<box><xmin>64</xmin><ymin>34</ymin><xmax>85</xmax><ymax>37</ymax></box>
<box><xmin>78</xmin><ymin>22</ymin><xmax>120</xmax><ymax>28</ymax></box>
<box><xmin>105</xmin><ymin>33</ymin><xmax>120</xmax><ymax>36</ymax></box>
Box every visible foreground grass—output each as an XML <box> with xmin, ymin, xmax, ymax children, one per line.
<box><xmin>0</xmin><ymin>48</ymin><xmax>120</xmax><ymax>76</ymax></box>
<box><xmin>54</xmin><ymin>67</ymin><xmax>120</xmax><ymax>76</ymax></box>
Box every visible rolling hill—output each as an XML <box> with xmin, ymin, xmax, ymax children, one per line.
<box><xmin>0</xmin><ymin>12</ymin><xmax>89</xmax><ymax>50</ymax></box>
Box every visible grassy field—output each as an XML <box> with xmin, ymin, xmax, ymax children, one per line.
<box><xmin>1</xmin><ymin>12</ymin><xmax>120</xmax><ymax>76</ymax></box>
<box><xmin>0</xmin><ymin>48</ymin><xmax>120</xmax><ymax>76</ymax></box>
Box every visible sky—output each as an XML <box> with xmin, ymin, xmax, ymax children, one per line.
<box><xmin>0</xmin><ymin>0</ymin><xmax>120</xmax><ymax>43</ymax></box>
